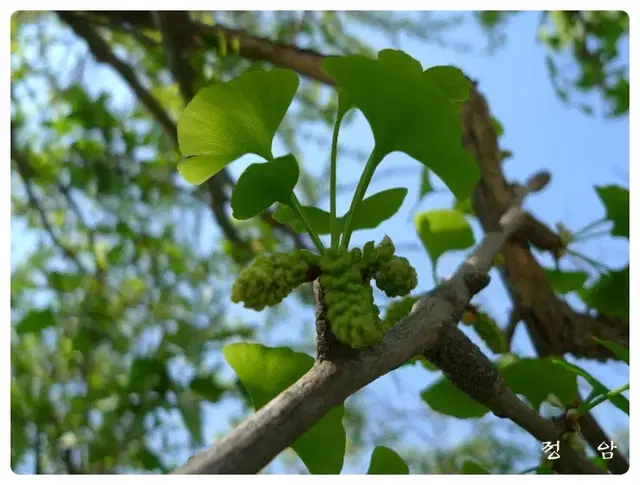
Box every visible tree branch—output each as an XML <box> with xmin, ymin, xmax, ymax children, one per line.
<box><xmin>461</xmin><ymin>80</ymin><xmax>628</xmax><ymax>361</ymax></box>
<box><xmin>75</xmin><ymin>11</ymin><xmax>628</xmax><ymax>360</ymax></box>
<box><xmin>57</xmin><ymin>12</ymin><xmax>177</xmax><ymax>142</ymax></box>
<box><xmin>460</xmin><ymin>80</ymin><xmax>628</xmax><ymax>474</ymax></box>
<box><xmin>11</xmin><ymin>138</ymin><xmax>88</xmax><ymax>275</ymax></box>
<box><xmin>56</xmin><ymin>11</ymin><xmax>254</xmax><ymax>250</ymax></box>
<box><xmin>174</xmin><ymin>172</ymin><xmax>601</xmax><ymax>474</ymax></box>
<box><xmin>576</xmin><ymin>397</ymin><xmax>628</xmax><ymax>474</ymax></box>
<box><xmin>60</xmin><ymin>10</ymin><xmax>625</xmax><ymax>472</ymax></box>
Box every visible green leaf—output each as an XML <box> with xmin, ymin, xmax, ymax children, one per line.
<box><xmin>48</xmin><ymin>272</ymin><xmax>84</xmax><ymax>293</ymax></box>
<box><xmin>461</xmin><ymin>460</ymin><xmax>490</xmax><ymax>474</ymax></box>
<box><xmin>273</xmin><ymin>188</ymin><xmax>407</xmax><ymax>236</ymax></box>
<box><xmin>490</xmin><ymin>116</ymin><xmax>505</xmax><ymax>138</ymax></box>
<box><xmin>273</xmin><ymin>204</ymin><xmax>332</xmax><ymax>235</ymax></box>
<box><xmin>593</xmin><ymin>338</ymin><xmax>629</xmax><ymax>365</ymax></box>
<box><xmin>16</xmin><ymin>309</ymin><xmax>56</xmax><ymax>334</ymax></box>
<box><xmin>421</xmin><ymin>378</ymin><xmax>489</xmax><ymax>418</ymax></box>
<box><xmin>415</xmin><ymin>209</ymin><xmax>475</xmax><ymax>273</ymax></box>
<box><xmin>177</xmin><ymin>68</ymin><xmax>299</xmax><ymax>184</ymax></box>
<box><xmin>230</xmin><ymin>154</ymin><xmax>300</xmax><ymax>219</ymax></box>
<box><xmin>453</xmin><ymin>197</ymin><xmax>474</xmax><ymax>216</ymax></box>
<box><xmin>178</xmin><ymin>392</ymin><xmax>203</xmax><ymax>446</ymax></box>
<box><xmin>500</xmin><ymin>358</ymin><xmax>578</xmax><ymax>410</ymax></box>
<box><xmin>418</xmin><ymin>167</ymin><xmax>433</xmax><ymax>199</ymax></box>
<box><xmin>551</xmin><ymin>358</ymin><xmax>629</xmax><ymax>415</ymax></box>
<box><xmin>581</xmin><ymin>266</ymin><xmax>629</xmax><ymax>317</ymax></box>
<box><xmin>323</xmin><ymin>51</ymin><xmax>479</xmax><ymax>200</ymax></box>
<box><xmin>223</xmin><ymin>343</ymin><xmax>345</xmax><ymax>474</ymax></box>
<box><xmin>189</xmin><ymin>375</ymin><xmax>226</xmax><ymax>403</ymax></box>
<box><xmin>367</xmin><ymin>446</ymin><xmax>409</xmax><ymax>474</ymax></box>
<box><xmin>595</xmin><ymin>185</ymin><xmax>629</xmax><ymax>238</ymax></box>
<box><xmin>135</xmin><ymin>446</ymin><xmax>164</xmax><ymax>471</ymax></box>
<box><xmin>544</xmin><ymin>269</ymin><xmax>589</xmax><ymax>295</ymax></box>
<box><xmin>348</xmin><ymin>187</ymin><xmax>408</xmax><ymax>231</ymax></box>
<box><xmin>423</xmin><ymin>65</ymin><xmax>470</xmax><ymax>102</ymax></box>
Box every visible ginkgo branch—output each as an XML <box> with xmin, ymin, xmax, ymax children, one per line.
<box><xmin>173</xmin><ymin>171</ymin><xmax>602</xmax><ymax>475</ymax></box>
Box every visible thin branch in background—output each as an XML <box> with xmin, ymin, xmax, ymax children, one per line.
<box><xmin>30</xmin><ymin>12</ymin><xmax>624</xmax><ymax>472</ymax></box>
<box><xmin>504</xmin><ymin>307</ymin><xmax>521</xmax><ymax>352</ymax></box>
<box><xmin>56</xmin><ymin>11</ymin><xmax>255</xmax><ymax>250</ymax></box>
<box><xmin>57</xmin><ymin>12</ymin><xmax>177</xmax><ymax>142</ymax></box>
<box><xmin>12</xmin><ymin>143</ymin><xmax>89</xmax><ymax>275</ymax></box>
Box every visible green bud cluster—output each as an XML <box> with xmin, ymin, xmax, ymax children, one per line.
<box><xmin>231</xmin><ymin>250</ymin><xmax>319</xmax><ymax>311</ymax></box>
<box><xmin>363</xmin><ymin>236</ymin><xmax>418</xmax><ymax>298</ymax></box>
<box><xmin>318</xmin><ymin>248</ymin><xmax>383</xmax><ymax>348</ymax></box>
<box><xmin>374</xmin><ymin>256</ymin><xmax>418</xmax><ymax>297</ymax></box>
<box><xmin>472</xmin><ymin>311</ymin><xmax>507</xmax><ymax>354</ymax></box>
<box><xmin>229</xmin><ymin>236</ymin><xmax>419</xmax><ymax>350</ymax></box>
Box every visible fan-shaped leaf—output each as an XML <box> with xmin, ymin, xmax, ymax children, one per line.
<box><xmin>415</xmin><ymin>209</ymin><xmax>475</xmax><ymax>273</ymax></box>
<box><xmin>177</xmin><ymin>68</ymin><xmax>299</xmax><ymax>184</ymax></box>
<box><xmin>223</xmin><ymin>343</ymin><xmax>345</xmax><ymax>474</ymax></box>
<box><xmin>367</xmin><ymin>446</ymin><xmax>409</xmax><ymax>474</ymax></box>
<box><xmin>323</xmin><ymin>50</ymin><xmax>479</xmax><ymax>200</ymax></box>
<box><xmin>231</xmin><ymin>154</ymin><xmax>300</xmax><ymax>220</ymax></box>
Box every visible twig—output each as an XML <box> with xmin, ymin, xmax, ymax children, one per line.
<box><xmin>173</xmin><ymin>171</ymin><xmax>600</xmax><ymax>474</ymax></box>
<box><xmin>12</xmin><ymin>143</ymin><xmax>88</xmax><ymax>275</ymax></box>
<box><xmin>57</xmin><ymin>12</ymin><xmax>255</xmax><ymax>250</ymax></box>
<box><xmin>57</xmin><ymin>11</ymin><xmax>625</xmax><ymax>471</ymax></box>
<box><xmin>504</xmin><ymin>307</ymin><xmax>522</xmax><ymax>351</ymax></box>
<box><xmin>577</xmin><ymin>399</ymin><xmax>629</xmax><ymax>474</ymax></box>
<box><xmin>57</xmin><ymin>12</ymin><xmax>177</xmax><ymax>142</ymax></box>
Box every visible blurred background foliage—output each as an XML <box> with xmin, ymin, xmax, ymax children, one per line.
<box><xmin>10</xmin><ymin>10</ymin><xmax>628</xmax><ymax>474</ymax></box>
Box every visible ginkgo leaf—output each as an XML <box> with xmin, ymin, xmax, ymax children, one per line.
<box><xmin>273</xmin><ymin>188</ymin><xmax>408</xmax><ymax>236</ymax></box>
<box><xmin>415</xmin><ymin>209</ymin><xmax>475</xmax><ymax>274</ymax></box>
<box><xmin>323</xmin><ymin>50</ymin><xmax>479</xmax><ymax>200</ymax></box>
<box><xmin>230</xmin><ymin>154</ymin><xmax>300</xmax><ymax>220</ymax></box>
<box><xmin>223</xmin><ymin>343</ymin><xmax>345</xmax><ymax>474</ymax></box>
<box><xmin>177</xmin><ymin>68</ymin><xmax>299</xmax><ymax>184</ymax></box>
<box><xmin>595</xmin><ymin>185</ymin><xmax>629</xmax><ymax>238</ymax></box>
<box><xmin>544</xmin><ymin>269</ymin><xmax>589</xmax><ymax>295</ymax></box>
<box><xmin>367</xmin><ymin>446</ymin><xmax>409</xmax><ymax>474</ymax></box>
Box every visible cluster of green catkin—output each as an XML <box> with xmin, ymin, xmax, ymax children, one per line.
<box><xmin>318</xmin><ymin>237</ymin><xmax>417</xmax><ymax>347</ymax></box>
<box><xmin>230</xmin><ymin>250</ymin><xmax>319</xmax><ymax>311</ymax></box>
<box><xmin>318</xmin><ymin>247</ymin><xmax>383</xmax><ymax>347</ymax></box>
<box><xmin>230</xmin><ymin>237</ymin><xmax>418</xmax><ymax>348</ymax></box>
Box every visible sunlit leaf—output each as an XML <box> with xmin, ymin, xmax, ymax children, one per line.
<box><xmin>223</xmin><ymin>343</ymin><xmax>345</xmax><ymax>474</ymax></box>
<box><xmin>421</xmin><ymin>378</ymin><xmax>489</xmax><ymax>419</ymax></box>
<box><xmin>323</xmin><ymin>50</ymin><xmax>479</xmax><ymax>200</ymax></box>
<box><xmin>415</xmin><ymin>209</ymin><xmax>475</xmax><ymax>273</ymax></box>
<box><xmin>177</xmin><ymin>68</ymin><xmax>299</xmax><ymax>184</ymax></box>
<box><xmin>595</xmin><ymin>185</ymin><xmax>629</xmax><ymax>238</ymax></box>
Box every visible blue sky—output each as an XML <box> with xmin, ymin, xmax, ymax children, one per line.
<box><xmin>11</xmin><ymin>12</ymin><xmax>629</xmax><ymax>473</ymax></box>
